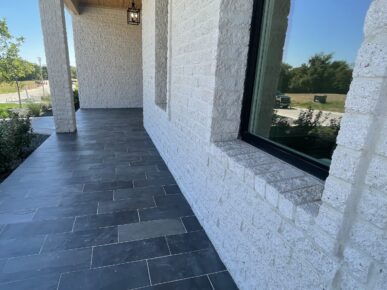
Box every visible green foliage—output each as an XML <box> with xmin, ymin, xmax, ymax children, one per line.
<box><xmin>26</xmin><ymin>102</ymin><xmax>42</xmax><ymax>117</ymax></box>
<box><xmin>0</xmin><ymin>112</ymin><xmax>33</xmax><ymax>173</ymax></box>
<box><xmin>270</xmin><ymin>107</ymin><xmax>341</xmax><ymax>161</ymax></box>
<box><xmin>0</xmin><ymin>103</ymin><xmax>18</xmax><ymax>118</ymax></box>
<box><xmin>0</xmin><ymin>19</ymin><xmax>34</xmax><ymax>84</ymax></box>
<box><xmin>73</xmin><ymin>88</ymin><xmax>80</xmax><ymax>110</ymax></box>
<box><xmin>279</xmin><ymin>54</ymin><xmax>353</xmax><ymax>94</ymax></box>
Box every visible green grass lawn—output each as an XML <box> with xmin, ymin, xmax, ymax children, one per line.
<box><xmin>287</xmin><ymin>93</ymin><xmax>346</xmax><ymax>113</ymax></box>
<box><xmin>0</xmin><ymin>81</ymin><xmax>40</xmax><ymax>94</ymax></box>
<box><xmin>0</xmin><ymin>103</ymin><xmax>22</xmax><ymax>118</ymax></box>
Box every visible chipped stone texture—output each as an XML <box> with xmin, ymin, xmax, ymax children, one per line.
<box><xmin>365</xmin><ymin>154</ymin><xmax>387</xmax><ymax>193</ymax></box>
<box><xmin>73</xmin><ymin>6</ymin><xmax>142</xmax><ymax>108</ymax></box>
<box><xmin>39</xmin><ymin>0</ymin><xmax>76</xmax><ymax>133</ymax></box>
<box><xmin>343</xmin><ymin>245</ymin><xmax>373</xmax><ymax>283</ymax></box>
<box><xmin>358</xmin><ymin>188</ymin><xmax>387</xmax><ymax>229</ymax></box>
<box><xmin>155</xmin><ymin>0</ymin><xmax>168</xmax><ymax>108</ymax></box>
<box><xmin>336</xmin><ymin>113</ymin><xmax>373</xmax><ymax>151</ymax></box>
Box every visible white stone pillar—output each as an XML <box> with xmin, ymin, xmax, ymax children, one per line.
<box><xmin>39</xmin><ymin>0</ymin><xmax>76</xmax><ymax>133</ymax></box>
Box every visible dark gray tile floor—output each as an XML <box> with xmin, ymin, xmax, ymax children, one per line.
<box><xmin>0</xmin><ymin>109</ymin><xmax>238</xmax><ymax>290</ymax></box>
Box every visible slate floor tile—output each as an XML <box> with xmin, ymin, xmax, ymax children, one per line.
<box><xmin>166</xmin><ymin>230</ymin><xmax>212</xmax><ymax>254</ymax></box>
<box><xmin>42</xmin><ymin>227</ymin><xmax>117</xmax><ymax>253</ymax></box>
<box><xmin>83</xmin><ymin>181</ymin><xmax>133</xmax><ymax>192</ymax></box>
<box><xmin>0</xmin><ymin>209</ymin><xmax>36</xmax><ymax>224</ymax></box>
<box><xmin>98</xmin><ymin>196</ymin><xmax>155</xmax><ymax>214</ymax></box>
<box><xmin>181</xmin><ymin>216</ymin><xmax>203</xmax><ymax>232</ymax></box>
<box><xmin>154</xmin><ymin>195</ymin><xmax>190</xmax><ymax>208</ymax></box>
<box><xmin>92</xmin><ymin>237</ymin><xmax>169</xmax><ymax>267</ymax></box>
<box><xmin>0</xmin><ymin>273</ymin><xmax>60</xmax><ymax>290</ymax></box>
<box><xmin>0</xmin><ymin>110</ymin><xmax>232</xmax><ymax>290</ymax></box>
<box><xmin>143</xmin><ymin>276</ymin><xmax>213</xmax><ymax>290</ymax></box>
<box><xmin>148</xmin><ymin>248</ymin><xmax>226</xmax><ymax>284</ymax></box>
<box><xmin>33</xmin><ymin>204</ymin><xmax>97</xmax><ymax>220</ymax></box>
<box><xmin>163</xmin><ymin>184</ymin><xmax>182</xmax><ymax>195</ymax></box>
<box><xmin>73</xmin><ymin>210</ymin><xmax>139</xmax><ymax>232</ymax></box>
<box><xmin>0</xmin><ymin>217</ymin><xmax>74</xmax><ymax>240</ymax></box>
<box><xmin>118</xmin><ymin>219</ymin><xmax>185</xmax><ymax>242</ymax></box>
<box><xmin>58</xmin><ymin>261</ymin><xmax>149</xmax><ymax>290</ymax></box>
<box><xmin>0</xmin><ymin>236</ymin><xmax>45</xmax><ymax>259</ymax></box>
<box><xmin>59</xmin><ymin>191</ymin><xmax>113</xmax><ymax>207</ymax></box>
<box><xmin>140</xmin><ymin>205</ymin><xmax>193</xmax><ymax>222</ymax></box>
<box><xmin>2</xmin><ymin>248</ymin><xmax>92</xmax><ymax>275</ymax></box>
<box><xmin>209</xmin><ymin>271</ymin><xmax>239</xmax><ymax>290</ymax></box>
<box><xmin>133</xmin><ymin>177</ymin><xmax>176</xmax><ymax>188</ymax></box>
<box><xmin>114</xmin><ymin>186</ymin><xmax>164</xmax><ymax>200</ymax></box>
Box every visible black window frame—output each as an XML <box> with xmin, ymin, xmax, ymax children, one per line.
<box><xmin>239</xmin><ymin>0</ymin><xmax>330</xmax><ymax>180</ymax></box>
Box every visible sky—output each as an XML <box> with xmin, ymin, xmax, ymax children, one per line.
<box><xmin>283</xmin><ymin>0</ymin><xmax>372</xmax><ymax>67</ymax></box>
<box><xmin>0</xmin><ymin>0</ymin><xmax>76</xmax><ymax>66</ymax></box>
<box><xmin>0</xmin><ymin>0</ymin><xmax>372</xmax><ymax>68</ymax></box>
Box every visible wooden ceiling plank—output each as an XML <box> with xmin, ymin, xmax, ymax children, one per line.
<box><xmin>64</xmin><ymin>0</ymin><xmax>80</xmax><ymax>15</ymax></box>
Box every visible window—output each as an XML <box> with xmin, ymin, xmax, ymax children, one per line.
<box><xmin>241</xmin><ymin>0</ymin><xmax>369</xmax><ymax>179</ymax></box>
<box><xmin>155</xmin><ymin>0</ymin><xmax>169</xmax><ymax>109</ymax></box>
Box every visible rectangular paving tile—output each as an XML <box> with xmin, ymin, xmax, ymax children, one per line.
<box><xmin>98</xmin><ymin>196</ymin><xmax>155</xmax><ymax>214</ymax></box>
<box><xmin>142</xmin><ymin>276</ymin><xmax>213</xmax><ymax>290</ymax></box>
<box><xmin>163</xmin><ymin>184</ymin><xmax>182</xmax><ymax>195</ymax></box>
<box><xmin>33</xmin><ymin>204</ymin><xmax>97</xmax><ymax>220</ymax></box>
<box><xmin>0</xmin><ymin>217</ymin><xmax>74</xmax><ymax>240</ymax></box>
<box><xmin>0</xmin><ymin>273</ymin><xmax>60</xmax><ymax>290</ymax></box>
<box><xmin>42</xmin><ymin>227</ymin><xmax>117</xmax><ymax>253</ymax></box>
<box><xmin>2</xmin><ymin>248</ymin><xmax>92</xmax><ymax>275</ymax></box>
<box><xmin>181</xmin><ymin>216</ymin><xmax>203</xmax><ymax>232</ymax></box>
<box><xmin>73</xmin><ymin>210</ymin><xmax>139</xmax><ymax>232</ymax></box>
<box><xmin>166</xmin><ymin>230</ymin><xmax>212</xmax><ymax>254</ymax></box>
<box><xmin>154</xmin><ymin>195</ymin><xmax>190</xmax><ymax>208</ymax></box>
<box><xmin>0</xmin><ymin>209</ymin><xmax>36</xmax><ymax>224</ymax></box>
<box><xmin>133</xmin><ymin>177</ymin><xmax>176</xmax><ymax>188</ymax></box>
<box><xmin>59</xmin><ymin>261</ymin><xmax>149</xmax><ymax>290</ymax></box>
<box><xmin>92</xmin><ymin>237</ymin><xmax>169</xmax><ymax>267</ymax></box>
<box><xmin>118</xmin><ymin>219</ymin><xmax>185</xmax><ymax>242</ymax></box>
<box><xmin>83</xmin><ymin>181</ymin><xmax>133</xmax><ymax>192</ymax></box>
<box><xmin>148</xmin><ymin>248</ymin><xmax>226</xmax><ymax>284</ymax></box>
<box><xmin>209</xmin><ymin>271</ymin><xmax>239</xmax><ymax>290</ymax></box>
<box><xmin>140</xmin><ymin>205</ymin><xmax>193</xmax><ymax>222</ymax></box>
<box><xmin>59</xmin><ymin>191</ymin><xmax>113</xmax><ymax>207</ymax></box>
<box><xmin>0</xmin><ymin>236</ymin><xmax>45</xmax><ymax>259</ymax></box>
<box><xmin>114</xmin><ymin>186</ymin><xmax>164</xmax><ymax>200</ymax></box>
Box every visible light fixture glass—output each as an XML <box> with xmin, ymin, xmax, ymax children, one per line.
<box><xmin>127</xmin><ymin>0</ymin><xmax>140</xmax><ymax>25</ymax></box>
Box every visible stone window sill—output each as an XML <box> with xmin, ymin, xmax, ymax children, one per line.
<box><xmin>210</xmin><ymin>140</ymin><xmax>324</xmax><ymax>219</ymax></box>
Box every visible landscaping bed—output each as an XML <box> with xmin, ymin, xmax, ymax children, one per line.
<box><xmin>0</xmin><ymin>114</ymin><xmax>49</xmax><ymax>183</ymax></box>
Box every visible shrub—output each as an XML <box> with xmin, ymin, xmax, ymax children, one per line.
<box><xmin>0</xmin><ymin>113</ymin><xmax>33</xmax><ymax>173</ymax></box>
<box><xmin>73</xmin><ymin>89</ymin><xmax>80</xmax><ymax>110</ymax></box>
<box><xmin>26</xmin><ymin>102</ymin><xmax>42</xmax><ymax>117</ymax></box>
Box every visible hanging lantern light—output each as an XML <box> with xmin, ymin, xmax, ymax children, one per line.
<box><xmin>127</xmin><ymin>0</ymin><xmax>140</xmax><ymax>25</ymax></box>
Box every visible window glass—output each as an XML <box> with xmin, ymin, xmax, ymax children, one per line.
<box><xmin>247</xmin><ymin>0</ymin><xmax>370</xmax><ymax>167</ymax></box>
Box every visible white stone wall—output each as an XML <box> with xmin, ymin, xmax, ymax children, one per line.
<box><xmin>142</xmin><ymin>0</ymin><xmax>387</xmax><ymax>289</ymax></box>
<box><xmin>40</xmin><ymin>0</ymin><xmax>76</xmax><ymax>133</ymax></box>
<box><xmin>73</xmin><ymin>6</ymin><xmax>142</xmax><ymax>108</ymax></box>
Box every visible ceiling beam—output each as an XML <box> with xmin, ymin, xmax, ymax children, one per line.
<box><xmin>64</xmin><ymin>0</ymin><xmax>80</xmax><ymax>15</ymax></box>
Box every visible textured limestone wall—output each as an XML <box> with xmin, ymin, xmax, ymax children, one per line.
<box><xmin>142</xmin><ymin>0</ymin><xmax>387</xmax><ymax>289</ymax></box>
<box><xmin>40</xmin><ymin>0</ymin><xmax>76</xmax><ymax>133</ymax></box>
<box><xmin>155</xmin><ymin>0</ymin><xmax>168</xmax><ymax>108</ymax></box>
<box><xmin>72</xmin><ymin>6</ymin><xmax>142</xmax><ymax>108</ymax></box>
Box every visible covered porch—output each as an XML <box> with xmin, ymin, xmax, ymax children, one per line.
<box><xmin>0</xmin><ymin>109</ymin><xmax>236</xmax><ymax>289</ymax></box>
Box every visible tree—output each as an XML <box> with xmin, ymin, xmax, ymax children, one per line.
<box><xmin>0</xmin><ymin>19</ymin><xmax>34</xmax><ymax>107</ymax></box>
<box><xmin>283</xmin><ymin>53</ymin><xmax>353</xmax><ymax>94</ymax></box>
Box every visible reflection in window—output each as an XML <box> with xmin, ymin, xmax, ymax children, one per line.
<box><xmin>246</xmin><ymin>0</ymin><xmax>370</xmax><ymax>167</ymax></box>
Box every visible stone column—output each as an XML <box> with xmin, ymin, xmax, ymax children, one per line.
<box><xmin>39</xmin><ymin>0</ymin><xmax>76</xmax><ymax>133</ymax></box>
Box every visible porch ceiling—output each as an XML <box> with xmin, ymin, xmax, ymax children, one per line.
<box><xmin>65</xmin><ymin>0</ymin><xmax>142</xmax><ymax>15</ymax></box>
<box><xmin>79</xmin><ymin>0</ymin><xmax>137</xmax><ymax>9</ymax></box>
